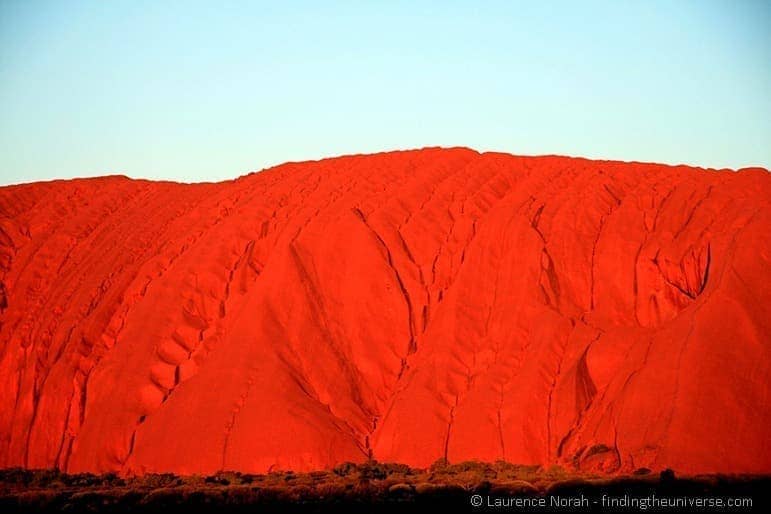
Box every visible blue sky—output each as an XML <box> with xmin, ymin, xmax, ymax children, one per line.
<box><xmin>0</xmin><ymin>1</ymin><xmax>769</xmax><ymax>185</ymax></box>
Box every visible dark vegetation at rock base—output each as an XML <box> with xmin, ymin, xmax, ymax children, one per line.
<box><xmin>1</xmin><ymin>462</ymin><xmax>769</xmax><ymax>513</ymax></box>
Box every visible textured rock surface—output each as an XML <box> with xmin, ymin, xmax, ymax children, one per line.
<box><xmin>0</xmin><ymin>148</ymin><xmax>769</xmax><ymax>476</ymax></box>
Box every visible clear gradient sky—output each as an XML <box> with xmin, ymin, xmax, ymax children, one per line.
<box><xmin>0</xmin><ymin>1</ymin><xmax>769</xmax><ymax>186</ymax></box>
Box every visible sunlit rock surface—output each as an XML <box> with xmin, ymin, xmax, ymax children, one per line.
<box><xmin>0</xmin><ymin>148</ymin><xmax>768</xmax><ymax>475</ymax></box>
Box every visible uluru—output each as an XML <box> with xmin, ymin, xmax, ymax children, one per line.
<box><xmin>1</xmin><ymin>147</ymin><xmax>769</xmax><ymax>478</ymax></box>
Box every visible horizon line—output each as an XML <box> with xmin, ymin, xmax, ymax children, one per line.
<box><xmin>2</xmin><ymin>146</ymin><xmax>769</xmax><ymax>188</ymax></box>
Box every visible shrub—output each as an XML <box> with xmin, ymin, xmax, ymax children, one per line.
<box><xmin>0</xmin><ymin>467</ymin><xmax>33</xmax><ymax>487</ymax></box>
<box><xmin>142</xmin><ymin>473</ymin><xmax>181</xmax><ymax>488</ymax></box>
<box><xmin>358</xmin><ymin>461</ymin><xmax>388</xmax><ymax>480</ymax></box>
<box><xmin>429</xmin><ymin>458</ymin><xmax>449</xmax><ymax>473</ymax></box>
<box><xmin>332</xmin><ymin>462</ymin><xmax>358</xmax><ymax>477</ymax></box>
<box><xmin>29</xmin><ymin>468</ymin><xmax>62</xmax><ymax>488</ymax></box>
<box><xmin>660</xmin><ymin>469</ymin><xmax>676</xmax><ymax>482</ymax></box>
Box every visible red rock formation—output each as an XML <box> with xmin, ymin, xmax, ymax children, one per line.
<box><xmin>0</xmin><ymin>148</ymin><xmax>769</xmax><ymax>476</ymax></box>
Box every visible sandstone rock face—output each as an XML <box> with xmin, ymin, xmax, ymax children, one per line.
<box><xmin>0</xmin><ymin>148</ymin><xmax>769</xmax><ymax>475</ymax></box>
